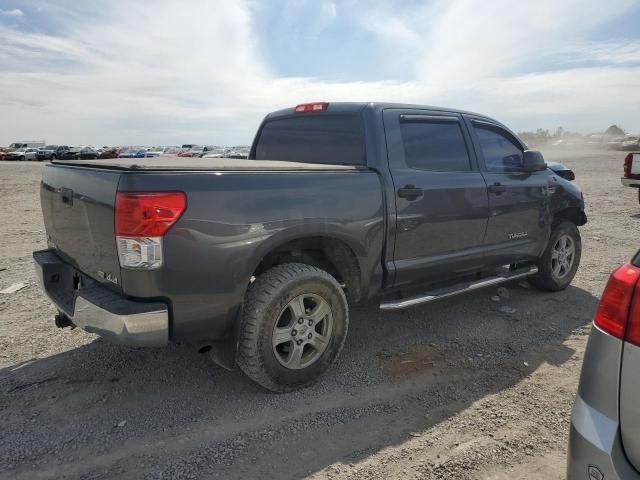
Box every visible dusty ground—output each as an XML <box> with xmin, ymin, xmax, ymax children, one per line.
<box><xmin>0</xmin><ymin>150</ymin><xmax>637</xmax><ymax>480</ymax></box>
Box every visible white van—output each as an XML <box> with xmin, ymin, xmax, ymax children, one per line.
<box><xmin>9</xmin><ymin>140</ymin><xmax>46</xmax><ymax>150</ymax></box>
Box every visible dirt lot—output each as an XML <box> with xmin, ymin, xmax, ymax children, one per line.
<box><xmin>0</xmin><ymin>150</ymin><xmax>638</xmax><ymax>480</ymax></box>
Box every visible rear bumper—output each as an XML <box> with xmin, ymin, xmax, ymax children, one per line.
<box><xmin>568</xmin><ymin>395</ymin><xmax>640</xmax><ymax>480</ymax></box>
<box><xmin>621</xmin><ymin>177</ymin><xmax>640</xmax><ymax>188</ymax></box>
<box><xmin>33</xmin><ymin>249</ymin><xmax>169</xmax><ymax>347</ymax></box>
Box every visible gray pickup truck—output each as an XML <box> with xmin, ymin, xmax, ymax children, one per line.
<box><xmin>34</xmin><ymin>102</ymin><xmax>586</xmax><ymax>391</ymax></box>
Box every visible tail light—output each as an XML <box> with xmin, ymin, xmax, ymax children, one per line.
<box><xmin>115</xmin><ymin>192</ymin><xmax>186</xmax><ymax>269</ymax></box>
<box><xmin>594</xmin><ymin>263</ymin><xmax>640</xmax><ymax>341</ymax></box>
<box><xmin>294</xmin><ymin>102</ymin><xmax>329</xmax><ymax>113</ymax></box>
<box><xmin>627</xmin><ymin>273</ymin><xmax>640</xmax><ymax>347</ymax></box>
<box><xmin>624</xmin><ymin>153</ymin><xmax>640</xmax><ymax>178</ymax></box>
<box><xmin>624</xmin><ymin>153</ymin><xmax>633</xmax><ymax>177</ymax></box>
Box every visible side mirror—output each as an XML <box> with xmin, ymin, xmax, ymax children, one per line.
<box><xmin>523</xmin><ymin>150</ymin><xmax>547</xmax><ymax>172</ymax></box>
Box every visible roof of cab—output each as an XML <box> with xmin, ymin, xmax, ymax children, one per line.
<box><xmin>266</xmin><ymin>102</ymin><xmax>499</xmax><ymax>123</ymax></box>
<box><xmin>263</xmin><ymin>102</ymin><xmax>517</xmax><ymax>144</ymax></box>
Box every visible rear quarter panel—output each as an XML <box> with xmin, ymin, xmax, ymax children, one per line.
<box><xmin>118</xmin><ymin>169</ymin><xmax>385</xmax><ymax>341</ymax></box>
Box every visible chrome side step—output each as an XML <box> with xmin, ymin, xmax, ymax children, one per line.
<box><xmin>379</xmin><ymin>265</ymin><xmax>538</xmax><ymax>311</ymax></box>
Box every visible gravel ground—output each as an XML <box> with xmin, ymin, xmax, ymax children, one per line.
<box><xmin>0</xmin><ymin>150</ymin><xmax>637</xmax><ymax>480</ymax></box>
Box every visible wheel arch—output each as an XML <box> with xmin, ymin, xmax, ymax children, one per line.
<box><xmin>248</xmin><ymin>232</ymin><xmax>364</xmax><ymax>304</ymax></box>
<box><xmin>553</xmin><ymin>206</ymin><xmax>587</xmax><ymax>227</ymax></box>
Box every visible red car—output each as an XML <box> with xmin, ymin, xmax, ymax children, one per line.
<box><xmin>98</xmin><ymin>148</ymin><xmax>120</xmax><ymax>159</ymax></box>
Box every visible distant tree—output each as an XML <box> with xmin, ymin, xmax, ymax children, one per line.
<box><xmin>553</xmin><ymin>126</ymin><xmax>564</xmax><ymax>138</ymax></box>
<box><xmin>605</xmin><ymin>125</ymin><xmax>625</xmax><ymax>136</ymax></box>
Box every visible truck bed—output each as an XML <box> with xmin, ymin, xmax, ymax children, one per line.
<box><xmin>52</xmin><ymin>157</ymin><xmax>360</xmax><ymax>171</ymax></box>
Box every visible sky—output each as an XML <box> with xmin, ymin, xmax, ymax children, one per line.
<box><xmin>1</xmin><ymin>0</ymin><xmax>639</xmax><ymax>146</ymax></box>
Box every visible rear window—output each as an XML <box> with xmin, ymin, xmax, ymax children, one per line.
<box><xmin>400</xmin><ymin>121</ymin><xmax>471</xmax><ymax>171</ymax></box>
<box><xmin>254</xmin><ymin>114</ymin><xmax>366</xmax><ymax>165</ymax></box>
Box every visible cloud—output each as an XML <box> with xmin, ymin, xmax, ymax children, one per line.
<box><xmin>323</xmin><ymin>1</ymin><xmax>337</xmax><ymax>19</ymax></box>
<box><xmin>0</xmin><ymin>8</ymin><xmax>24</xmax><ymax>17</ymax></box>
<box><xmin>0</xmin><ymin>0</ymin><xmax>639</xmax><ymax>146</ymax></box>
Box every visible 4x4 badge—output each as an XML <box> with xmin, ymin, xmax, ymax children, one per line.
<box><xmin>97</xmin><ymin>270</ymin><xmax>119</xmax><ymax>285</ymax></box>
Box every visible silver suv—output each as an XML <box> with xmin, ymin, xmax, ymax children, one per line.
<box><xmin>568</xmin><ymin>250</ymin><xmax>640</xmax><ymax>479</ymax></box>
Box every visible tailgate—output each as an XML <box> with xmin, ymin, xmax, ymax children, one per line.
<box><xmin>40</xmin><ymin>164</ymin><xmax>122</xmax><ymax>291</ymax></box>
<box><xmin>620</xmin><ymin>252</ymin><xmax>640</xmax><ymax>472</ymax></box>
<box><xmin>620</xmin><ymin>340</ymin><xmax>640</xmax><ymax>472</ymax></box>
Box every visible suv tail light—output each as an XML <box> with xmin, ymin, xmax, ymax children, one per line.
<box><xmin>594</xmin><ymin>263</ymin><xmax>640</xmax><ymax>340</ymax></box>
<box><xmin>115</xmin><ymin>192</ymin><xmax>186</xmax><ymax>269</ymax></box>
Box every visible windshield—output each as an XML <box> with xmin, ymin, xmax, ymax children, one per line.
<box><xmin>253</xmin><ymin>114</ymin><xmax>366</xmax><ymax>165</ymax></box>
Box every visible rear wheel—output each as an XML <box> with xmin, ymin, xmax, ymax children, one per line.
<box><xmin>237</xmin><ymin>263</ymin><xmax>348</xmax><ymax>392</ymax></box>
<box><xmin>530</xmin><ymin>220</ymin><xmax>581</xmax><ymax>291</ymax></box>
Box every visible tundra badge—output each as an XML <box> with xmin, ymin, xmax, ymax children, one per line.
<box><xmin>508</xmin><ymin>232</ymin><xmax>528</xmax><ymax>240</ymax></box>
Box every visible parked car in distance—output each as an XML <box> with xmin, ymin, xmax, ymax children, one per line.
<box><xmin>118</xmin><ymin>148</ymin><xmax>146</xmax><ymax>158</ymax></box>
<box><xmin>145</xmin><ymin>147</ymin><xmax>164</xmax><ymax>157</ymax></box>
<box><xmin>34</xmin><ymin>102</ymin><xmax>587</xmax><ymax>392</ymax></box>
<box><xmin>36</xmin><ymin>145</ymin><xmax>70</xmax><ymax>161</ymax></box>
<box><xmin>621</xmin><ymin>135</ymin><xmax>640</xmax><ymax>151</ymax></box>
<box><xmin>568</xmin><ymin>250</ymin><xmax>640</xmax><ymax>480</ymax></box>
<box><xmin>5</xmin><ymin>148</ymin><xmax>38</xmax><ymax>161</ymax></box>
<box><xmin>177</xmin><ymin>149</ymin><xmax>194</xmax><ymax>157</ymax></box>
<box><xmin>9</xmin><ymin>140</ymin><xmax>46</xmax><ymax>150</ymax></box>
<box><xmin>160</xmin><ymin>146</ymin><xmax>181</xmax><ymax>157</ymax></box>
<box><xmin>202</xmin><ymin>147</ymin><xmax>229</xmax><ymax>158</ymax></box>
<box><xmin>622</xmin><ymin>152</ymin><xmax>640</xmax><ymax>205</ymax></box>
<box><xmin>0</xmin><ymin>148</ymin><xmax>8</xmax><ymax>160</ymax></box>
<box><xmin>226</xmin><ymin>150</ymin><xmax>249</xmax><ymax>159</ymax></box>
<box><xmin>98</xmin><ymin>147</ymin><xmax>120</xmax><ymax>159</ymax></box>
<box><xmin>56</xmin><ymin>147</ymin><xmax>98</xmax><ymax>160</ymax></box>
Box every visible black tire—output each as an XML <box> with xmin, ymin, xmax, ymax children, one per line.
<box><xmin>19</xmin><ymin>156</ymin><xmax>24</xmax><ymax>161</ymax></box>
<box><xmin>529</xmin><ymin>220</ymin><xmax>581</xmax><ymax>291</ymax></box>
<box><xmin>237</xmin><ymin>263</ymin><xmax>348</xmax><ymax>392</ymax></box>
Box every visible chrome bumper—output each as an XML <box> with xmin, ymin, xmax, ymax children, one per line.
<box><xmin>621</xmin><ymin>177</ymin><xmax>640</xmax><ymax>187</ymax></box>
<box><xmin>33</xmin><ymin>249</ymin><xmax>169</xmax><ymax>347</ymax></box>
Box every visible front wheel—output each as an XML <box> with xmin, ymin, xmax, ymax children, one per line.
<box><xmin>530</xmin><ymin>220</ymin><xmax>581</xmax><ymax>291</ymax></box>
<box><xmin>237</xmin><ymin>263</ymin><xmax>348</xmax><ymax>392</ymax></box>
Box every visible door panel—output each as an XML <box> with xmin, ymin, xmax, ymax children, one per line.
<box><xmin>468</xmin><ymin>119</ymin><xmax>550</xmax><ymax>266</ymax></box>
<box><xmin>383</xmin><ymin>109</ymin><xmax>490</xmax><ymax>288</ymax></box>
<box><xmin>392</xmin><ymin>169</ymin><xmax>490</xmax><ymax>287</ymax></box>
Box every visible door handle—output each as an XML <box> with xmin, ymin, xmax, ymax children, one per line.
<box><xmin>488</xmin><ymin>182</ymin><xmax>506</xmax><ymax>195</ymax></box>
<box><xmin>397</xmin><ymin>184</ymin><xmax>423</xmax><ymax>200</ymax></box>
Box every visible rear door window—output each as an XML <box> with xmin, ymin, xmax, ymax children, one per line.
<box><xmin>399</xmin><ymin>120</ymin><xmax>471</xmax><ymax>171</ymax></box>
<box><xmin>254</xmin><ymin>114</ymin><xmax>366</xmax><ymax>165</ymax></box>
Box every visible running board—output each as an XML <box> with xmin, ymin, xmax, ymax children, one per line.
<box><xmin>379</xmin><ymin>265</ymin><xmax>538</xmax><ymax>311</ymax></box>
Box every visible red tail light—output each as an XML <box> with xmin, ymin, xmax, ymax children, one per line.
<box><xmin>626</xmin><ymin>276</ymin><xmax>640</xmax><ymax>347</ymax></box>
<box><xmin>115</xmin><ymin>192</ymin><xmax>186</xmax><ymax>237</ymax></box>
<box><xmin>294</xmin><ymin>102</ymin><xmax>329</xmax><ymax>113</ymax></box>
<box><xmin>594</xmin><ymin>263</ymin><xmax>640</xmax><ymax>339</ymax></box>
<box><xmin>624</xmin><ymin>153</ymin><xmax>633</xmax><ymax>177</ymax></box>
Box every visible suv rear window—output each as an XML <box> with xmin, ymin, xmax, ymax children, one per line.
<box><xmin>254</xmin><ymin>114</ymin><xmax>366</xmax><ymax>165</ymax></box>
